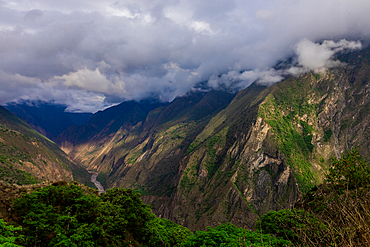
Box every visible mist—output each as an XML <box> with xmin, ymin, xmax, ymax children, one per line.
<box><xmin>1</xmin><ymin>0</ymin><xmax>370</xmax><ymax>112</ymax></box>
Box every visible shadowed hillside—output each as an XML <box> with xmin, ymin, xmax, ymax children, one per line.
<box><xmin>5</xmin><ymin>102</ymin><xmax>93</xmax><ymax>141</ymax></box>
<box><xmin>53</xmin><ymin>48</ymin><xmax>370</xmax><ymax>230</ymax></box>
<box><xmin>0</xmin><ymin>106</ymin><xmax>92</xmax><ymax>186</ymax></box>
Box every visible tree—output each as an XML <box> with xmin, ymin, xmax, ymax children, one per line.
<box><xmin>0</xmin><ymin>219</ymin><xmax>23</xmax><ymax>247</ymax></box>
<box><xmin>326</xmin><ymin>147</ymin><xmax>370</xmax><ymax>188</ymax></box>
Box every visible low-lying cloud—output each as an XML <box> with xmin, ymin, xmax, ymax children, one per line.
<box><xmin>209</xmin><ymin>39</ymin><xmax>363</xmax><ymax>90</ymax></box>
<box><xmin>0</xmin><ymin>0</ymin><xmax>370</xmax><ymax>112</ymax></box>
<box><xmin>290</xmin><ymin>39</ymin><xmax>362</xmax><ymax>74</ymax></box>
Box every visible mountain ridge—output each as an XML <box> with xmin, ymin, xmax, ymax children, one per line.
<box><xmin>0</xmin><ymin>106</ymin><xmax>93</xmax><ymax>186</ymax></box>
<box><xmin>5</xmin><ymin>49</ymin><xmax>370</xmax><ymax>230</ymax></box>
<box><xmin>4</xmin><ymin>101</ymin><xmax>93</xmax><ymax>141</ymax></box>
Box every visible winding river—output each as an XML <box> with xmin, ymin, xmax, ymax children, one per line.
<box><xmin>90</xmin><ymin>173</ymin><xmax>105</xmax><ymax>193</ymax></box>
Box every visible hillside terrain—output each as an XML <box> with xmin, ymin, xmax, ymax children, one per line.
<box><xmin>0</xmin><ymin>149</ymin><xmax>368</xmax><ymax>246</ymax></box>
<box><xmin>0</xmin><ymin>106</ymin><xmax>92</xmax><ymax>186</ymax></box>
<box><xmin>0</xmin><ymin>181</ymin><xmax>291</xmax><ymax>247</ymax></box>
<box><xmin>12</xmin><ymin>47</ymin><xmax>370</xmax><ymax>230</ymax></box>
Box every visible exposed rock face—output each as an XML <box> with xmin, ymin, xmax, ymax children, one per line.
<box><xmin>56</xmin><ymin>49</ymin><xmax>370</xmax><ymax>230</ymax></box>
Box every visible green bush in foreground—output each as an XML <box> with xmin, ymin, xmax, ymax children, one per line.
<box><xmin>0</xmin><ymin>219</ymin><xmax>23</xmax><ymax>247</ymax></box>
<box><xmin>258</xmin><ymin>147</ymin><xmax>370</xmax><ymax>246</ymax></box>
<box><xmin>256</xmin><ymin>209</ymin><xmax>326</xmax><ymax>244</ymax></box>
<box><xmin>1</xmin><ymin>182</ymin><xmax>290</xmax><ymax>246</ymax></box>
<box><xmin>182</xmin><ymin>222</ymin><xmax>291</xmax><ymax>247</ymax></box>
<box><xmin>326</xmin><ymin>147</ymin><xmax>370</xmax><ymax>189</ymax></box>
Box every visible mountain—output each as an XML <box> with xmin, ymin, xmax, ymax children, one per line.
<box><xmin>0</xmin><ymin>106</ymin><xmax>92</xmax><ymax>186</ymax></box>
<box><xmin>55</xmin><ymin>48</ymin><xmax>370</xmax><ymax>230</ymax></box>
<box><xmin>4</xmin><ymin>102</ymin><xmax>93</xmax><ymax>141</ymax></box>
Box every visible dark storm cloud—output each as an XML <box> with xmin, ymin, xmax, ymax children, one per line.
<box><xmin>1</xmin><ymin>0</ymin><xmax>370</xmax><ymax>112</ymax></box>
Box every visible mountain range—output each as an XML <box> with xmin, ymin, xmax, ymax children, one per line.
<box><xmin>3</xmin><ymin>47</ymin><xmax>370</xmax><ymax>230</ymax></box>
<box><xmin>4</xmin><ymin>102</ymin><xmax>93</xmax><ymax>141</ymax></box>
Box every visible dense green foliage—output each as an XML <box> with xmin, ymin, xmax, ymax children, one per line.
<box><xmin>258</xmin><ymin>148</ymin><xmax>370</xmax><ymax>246</ymax></box>
<box><xmin>0</xmin><ymin>182</ymin><xmax>289</xmax><ymax>246</ymax></box>
<box><xmin>326</xmin><ymin>147</ymin><xmax>370</xmax><ymax>189</ymax></box>
<box><xmin>0</xmin><ymin>219</ymin><xmax>23</xmax><ymax>247</ymax></box>
<box><xmin>256</xmin><ymin>209</ymin><xmax>326</xmax><ymax>244</ymax></box>
<box><xmin>10</xmin><ymin>182</ymin><xmax>190</xmax><ymax>246</ymax></box>
<box><xmin>258</xmin><ymin>77</ymin><xmax>320</xmax><ymax>193</ymax></box>
<box><xmin>323</xmin><ymin>129</ymin><xmax>332</xmax><ymax>142</ymax></box>
<box><xmin>182</xmin><ymin>223</ymin><xmax>291</xmax><ymax>247</ymax></box>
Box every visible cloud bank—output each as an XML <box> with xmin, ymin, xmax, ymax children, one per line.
<box><xmin>0</xmin><ymin>0</ymin><xmax>370</xmax><ymax>112</ymax></box>
<box><xmin>208</xmin><ymin>39</ymin><xmax>362</xmax><ymax>89</ymax></box>
<box><xmin>288</xmin><ymin>39</ymin><xmax>362</xmax><ymax>75</ymax></box>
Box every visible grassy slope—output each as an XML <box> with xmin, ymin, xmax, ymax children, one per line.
<box><xmin>0</xmin><ymin>106</ymin><xmax>93</xmax><ymax>186</ymax></box>
<box><xmin>258</xmin><ymin>74</ymin><xmax>326</xmax><ymax>192</ymax></box>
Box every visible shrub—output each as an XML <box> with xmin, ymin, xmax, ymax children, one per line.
<box><xmin>325</xmin><ymin>147</ymin><xmax>370</xmax><ymax>189</ymax></box>
<box><xmin>148</xmin><ymin>218</ymin><xmax>192</xmax><ymax>247</ymax></box>
<box><xmin>12</xmin><ymin>182</ymin><xmax>99</xmax><ymax>246</ymax></box>
<box><xmin>181</xmin><ymin>222</ymin><xmax>291</xmax><ymax>247</ymax></box>
<box><xmin>11</xmin><ymin>183</ymin><xmax>193</xmax><ymax>247</ymax></box>
<box><xmin>256</xmin><ymin>209</ymin><xmax>326</xmax><ymax>244</ymax></box>
<box><xmin>0</xmin><ymin>219</ymin><xmax>23</xmax><ymax>247</ymax></box>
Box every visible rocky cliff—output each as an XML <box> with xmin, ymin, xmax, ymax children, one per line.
<box><xmin>56</xmin><ymin>48</ymin><xmax>370</xmax><ymax>230</ymax></box>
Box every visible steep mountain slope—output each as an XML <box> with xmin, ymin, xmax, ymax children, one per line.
<box><xmin>56</xmin><ymin>48</ymin><xmax>370</xmax><ymax>230</ymax></box>
<box><xmin>164</xmin><ymin>52</ymin><xmax>370</xmax><ymax>230</ymax></box>
<box><xmin>0</xmin><ymin>106</ymin><xmax>92</xmax><ymax>186</ymax></box>
<box><xmin>5</xmin><ymin>102</ymin><xmax>92</xmax><ymax>141</ymax></box>
<box><xmin>56</xmin><ymin>100</ymin><xmax>168</xmax><ymax>164</ymax></box>
<box><xmin>56</xmin><ymin>90</ymin><xmax>236</xmax><ymax>191</ymax></box>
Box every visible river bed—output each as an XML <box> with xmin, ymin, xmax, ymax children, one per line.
<box><xmin>90</xmin><ymin>172</ymin><xmax>105</xmax><ymax>193</ymax></box>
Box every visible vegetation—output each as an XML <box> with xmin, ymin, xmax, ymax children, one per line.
<box><xmin>182</xmin><ymin>223</ymin><xmax>291</xmax><ymax>247</ymax></box>
<box><xmin>0</xmin><ymin>162</ymin><xmax>38</xmax><ymax>185</ymax></box>
<box><xmin>259</xmin><ymin>76</ymin><xmax>321</xmax><ymax>193</ymax></box>
<box><xmin>0</xmin><ymin>219</ymin><xmax>23</xmax><ymax>246</ymax></box>
<box><xmin>0</xmin><ymin>125</ymin><xmax>74</xmax><ymax>185</ymax></box>
<box><xmin>323</xmin><ymin>129</ymin><xmax>333</xmax><ymax>142</ymax></box>
<box><xmin>258</xmin><ymin>147</ymin><xmax>370</xmax><ymax>246</ymax></box>
<box><xmin>325</xmin><ymin>147</ymin><xmax>370</xmax><ymax>189</ymax></box>
<box><xmin>0</xmin><ymin>181</ymin><xmax>289</xmax><ymax>247</ymax></box>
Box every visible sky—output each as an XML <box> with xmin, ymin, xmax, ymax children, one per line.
<box><xmin>0</xmin><ymin>0</ymin><xmax>370</xmax><ymax>112</ymax></box>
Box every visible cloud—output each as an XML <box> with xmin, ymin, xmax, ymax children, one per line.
<box><xmin>54</xmin><ymin>68</ymin><xmax>126</xmax><ymax>94</ymax></box>
<box><xmin>208</xmin><ymin>68</ymin><xmax>283</xmax><ymax>90</ymax></box>
<box><xmin>0</xmin><ymin>0</ymin><xmax>370</xmax><ymax>112</ymax></box>
<box><xmin>296</xmin><ymin>39</ymin><xmax>361</xmax><ymax>72</ymax></box>
<box><xmin>288</xmin><ymin>39</ymin><xmax>362</xmax><ymax>74</ymax></box>
<box><xmin>209</xmin><ymin>38</ymin><xmax>362</xmax><ymax>89</ymax></box>
<box><xmin>0</xmin><ymin>70</ymin><xmax>109</xmax><ymax>112</ymax></box>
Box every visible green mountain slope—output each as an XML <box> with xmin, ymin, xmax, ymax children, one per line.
<box><xmin>56</xmin><ymin>48</ymin><xmax>370</xmax><ymax>230</ymax></box>
<box><xmin>0</xmin><ymin>106</ymin><xmax>92</xmax><ymax>186</ymax></box>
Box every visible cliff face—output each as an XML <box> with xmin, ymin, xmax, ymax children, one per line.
<box><xmin>56</xmin><ymin>49</ymin><xmax>370</xmax><ymax>230</ymax></box>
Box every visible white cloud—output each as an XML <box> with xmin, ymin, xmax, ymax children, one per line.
<box><xmin>54</xmin><ymin>68</ymin><xmax>126</xmax><ymax>94</ymax></box>
<box><xmin>0</xmin><ymin>0</ymin><xmax>370</xmax><ymax>111</ymax></box>
<box><xmin>208</xmin><ymin>68</ymin><xmax>283</xmax><ymax>89</ymax></box>
<box><xmin>190</xmin><ymin>21</ymin><xmax>214</xmax><ymax>35</ymax></box>
<box><xmin>290</xmin><ymin>39</ymin><xmax>362</xmax><ymax>74</ymax></box>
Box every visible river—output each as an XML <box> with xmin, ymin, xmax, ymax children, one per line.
<box><xmin>90</xmin><ymin>173</ymin><xmax>105</xmax><ymax>193</ymax></box>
